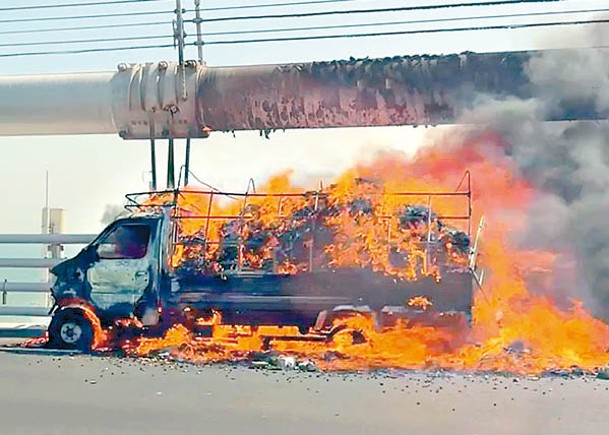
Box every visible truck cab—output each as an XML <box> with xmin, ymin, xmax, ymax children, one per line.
<box><xmin>48</xmin><ymin>214</ymin><xmax>168</xmax><ymax>349</ymax></box>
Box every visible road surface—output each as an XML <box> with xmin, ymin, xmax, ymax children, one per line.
<box><xmin>0</xmin><ymin>349</ymin><xmax>607</xmax><ymax>434</ymax></box>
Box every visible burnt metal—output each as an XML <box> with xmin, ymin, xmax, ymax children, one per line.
<box><xmin>172</xmin><ymin>270</ymin><xmax>472</xmax><ymax>328</ymax></box>
<box><xmin>196</xmin><ymin>51</ymin><xmax>605</xmax><ymax>131</ymax></box>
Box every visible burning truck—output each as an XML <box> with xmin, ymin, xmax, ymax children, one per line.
<box><xmin>46</xmin><ymin>172</ymin><xmax>480</xmax><ymax>351</ymax></box>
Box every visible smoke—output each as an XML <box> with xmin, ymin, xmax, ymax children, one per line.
<box><xmin>101</xmin><ymin>204</ymin><xmax>127</xmax><ymax>225</ymax></box>
<box><xmin>453</xmin><ymin>26</ymin><xmax>609</xmax><ymax>316</ymax></box>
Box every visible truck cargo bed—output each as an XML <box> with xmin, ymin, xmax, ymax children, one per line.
<box><xmin>170</xmin><ymin>268</ymin><xmax>473</xmax><ymax>329</ymax></box>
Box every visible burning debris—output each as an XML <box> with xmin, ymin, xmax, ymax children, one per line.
<box><xmin>408</xmin><ymin>296</ymin><xmax>433</xmax><ymax>310</ymax></box>
<box><xmin>151</xmin><ymin>132</ymin><xmax>609</xmax><ymax>373</ymax></box>
<box><xmin>167</xmin><ymin>182</ymin><xmax>471</xmax><ymax>283</ymax></box>
<box><xmin>32</xmin><ymin>142</ymin><xmax>609</xmax><ymax>375</ymax></box>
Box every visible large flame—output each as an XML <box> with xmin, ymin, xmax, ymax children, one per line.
<box><xmin>117</xmin><ymin>132</ymin><xmax>609</xmax><ymax>373</ymax></box>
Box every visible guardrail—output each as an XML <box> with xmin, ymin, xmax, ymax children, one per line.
<box><xmin>0</xmin><ymin>306</ymin><xmax>50</xmax><ymax>317</ymax></box>
<box><xmin>0</xmin><ymin>259</ymin><xmax>63</xmax><ymax>269</ymax></box>
<box><xmin>0</xmin><ymin>234</ymin><xmax>95</xmax><ymax>317</ymax></box>
<box><xmin>0</xmin><ymin>234</ymin><xmax>95</xmax><ymax>244</ymax></box>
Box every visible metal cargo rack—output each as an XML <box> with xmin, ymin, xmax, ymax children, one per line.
<box><xmin>124</xmin><ymin>171</ymin><xmax>474</xmax><ymax>276</ymax></box>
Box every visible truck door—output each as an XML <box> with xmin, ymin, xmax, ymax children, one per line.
<box><xmin>87</xmin><ymin>223</ymin><xmax>154</xmax><ymax>316</ymax></box>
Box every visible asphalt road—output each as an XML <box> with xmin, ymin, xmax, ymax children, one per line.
<box><xmin>0</xmin><ymin>349</ymin><xmax>607</xmax><ymax>435</ymax></box>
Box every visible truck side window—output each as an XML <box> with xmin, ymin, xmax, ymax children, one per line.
<box><xmin>97</xmin><ymin>224</ymin><xmax>151</xmax><ymax>260</ymax></box>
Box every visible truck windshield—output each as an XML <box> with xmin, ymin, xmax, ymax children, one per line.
<box><xmin>97</xmin><ymin>224</ymin><xmax>151</xmax><ymax>260</ymax></box>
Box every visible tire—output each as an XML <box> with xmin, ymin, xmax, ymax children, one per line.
<box><xmin>48</xmin><ymin>310</ymin><xmax>94</xmax><ymax>352</ymax></box>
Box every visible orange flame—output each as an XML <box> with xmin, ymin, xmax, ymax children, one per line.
<box><xmin>408</xmin><ymin>296</ymin><xmax>433</xmax><ymax>310</ymax></box>
<box><xmin>117</xmin><ymin>132</ymin><xmax>609</xmax><ymax>374</ymax></box>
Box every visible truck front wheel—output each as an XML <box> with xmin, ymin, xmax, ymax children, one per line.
<box><xmin>48</xmin><ymin>310</ymin><xmax>94</xmax><ymax>352</ymax></box>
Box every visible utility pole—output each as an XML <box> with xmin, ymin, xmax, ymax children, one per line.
<box><xmin>169</xmin><ymin>0</ymin><xmax>186</xmax><ymax>190</ymax></box>
<box><xmin>174</xmin><ymin>0</ymin><xmax>185</xmax><ymax>64</ymax></box>
<box><xmin>194</xmin><ymin>0</ymin><xmax>204</xmax><ymax>63</ymax></box>
<box><xmin>188</xmin><ymin>0</ymin><xmax>204</xmax><ymax>186</ymax></box>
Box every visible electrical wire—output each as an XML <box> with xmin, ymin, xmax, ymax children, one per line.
<box><xmin>0</xmin><ymin>0</ymin><xmax>603</xmax><ymax>58</ymax></box>
<box><xmin>0</xmin><ymin>0</ymin><xmax>169</xmax><ymax>12</ymax></box>
<box><xmin>0</xmin><ymin>43</ymin><xmax>176</xmax><ymax>58</ymax></box>
<box><xmin>0</xmin><ymin>21</ymin><xmax>168</xmax><ymax>36</ymax></box>
<box><xmin>0</xmin><ymin>9</ymin><xmax>174</xmax><ymax>24</ymax></box>
<box><xmin>192</xmin><ymin>0</ymin><xmax>564</xmax><ymax>23</ymax></box>
<box><xmin>0</xmin><ymin>34</ymin><xmax>172</xmax><ymax>48</ymax></box>
<box><xmin>196</xmin><ymin>6</ymin><xmax>609</xmax><ymax>37</ymax></box>
<box><xmin>196</xmin><ymin>0</ymin><xmax>363</xmax><ymax>12</ymax></box>
<box><xmin>202</xmin><ymin>17</ymin><xmax>609</xmax><ymax>45</ymax></box>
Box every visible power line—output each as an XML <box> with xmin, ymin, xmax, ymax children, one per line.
<box><xmin>4</xmin><ymin>17</ymin><xmax>609</xmax><ymax>58</ymax></box>
<box><xmin>192</xmin><ymin>0</ymin><xmax>564</xmax><ymax>23</ymax></box>
<box><xmin>0</xmin><ymin>0</ymin><xmax>169</xmax><ymax>12</ymax></box>
<box><xmin>197</xmin><ymin>0</ymin><xmax>362</xmax><ymax>12</ymax></box>
<box><xmin>197</xmin><ymin>7</ymin><xmax>609</xmax><ymax>38</ymax></box>
<box><xmin>0</xmin><ymin>1</ymin><xmax>601</xmax><ymax>58</ymax></box>
<box><xmin>0</xmin><ymin>21</ymin><xmax>168</xmax><ymax>36</ymax></box>
<box><xmin>0</xmin><ymin>43</ymin><xmax>176</xmax><ymax>58</ymax></box>
<box><xmin>0</xmin><ymin>9</ymin><xmax>173</xmax><ymax>25</ymax></box>
<box><xmin>0</xmin><ymin>34</ymin><xmax>171</xmax><ymax>48</ymax></box>
<box><xmin>202</xmin><ymin>17</ymin><xmax>609</xmax><ymax>45</ymax></box>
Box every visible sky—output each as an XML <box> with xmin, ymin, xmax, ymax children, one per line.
<box><xmin>0</xmin><ymin>1</ymin><xmax>607</xmax><ymax>237</ymax></box>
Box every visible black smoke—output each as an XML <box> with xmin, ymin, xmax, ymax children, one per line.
<box><xmin>454</xmin><ymin>30</ymin><xmax>609</xmax><ymax>316</ymax></box>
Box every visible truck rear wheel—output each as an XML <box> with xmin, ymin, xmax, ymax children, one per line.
<box><xmin>48</xmin><ymin>310</ymin><xmax>94</xmax><ymax>352</ymax></box>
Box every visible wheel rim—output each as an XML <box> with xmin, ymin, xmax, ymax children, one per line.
<box><xmin>60</xmin><ymin>321</ymin><xmax>83</xmax><ymax>344</ymax></box>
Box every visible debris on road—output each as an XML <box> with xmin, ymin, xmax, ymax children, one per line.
<box><xmin>596</xmin><ymin>368</ymin><xmax>609</xmax><ymax>380</ymax></box>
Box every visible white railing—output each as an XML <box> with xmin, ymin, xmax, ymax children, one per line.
<box><xmin>0</xmin><ymin>234</ymin><xmax>96</xmax><ymax>317</ymax></box>
<box><xmin>0</xmin><ymin>234</ymin><xmax>95</xmax><ymax>244</ymax></box>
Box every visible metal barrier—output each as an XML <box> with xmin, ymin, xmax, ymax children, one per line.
<box><xmin>0</xmin><ymin>234</ymin><xmax>95</xmax><ymax>317</ymax></box>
